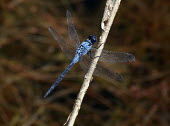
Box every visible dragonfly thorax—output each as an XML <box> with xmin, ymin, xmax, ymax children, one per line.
<box><xmin>76</xmin><ymin>41</ymin><xmax>92</xmax><ymax>57</ymax></box>
<box><xmin>76</xmin><ymin>35</ymin><xmax>97</xmax><ymax>57</ymax></box>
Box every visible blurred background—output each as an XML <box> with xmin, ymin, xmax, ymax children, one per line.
<box><xmin>0</xmin><ymin>0</ymin><xmax>169</xmax><ymax>126</ymax></box>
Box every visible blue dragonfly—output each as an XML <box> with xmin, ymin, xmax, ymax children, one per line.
<box><xmin>44</xmin><ymin>10</ymin><xmax>135</xmax><ymax>98</ymax></box>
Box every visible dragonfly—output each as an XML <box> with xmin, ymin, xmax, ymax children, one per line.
<box><xmin>44</xmin><ymin>10</ymin><xmax>135</xmax><ymax>98</ymax></box>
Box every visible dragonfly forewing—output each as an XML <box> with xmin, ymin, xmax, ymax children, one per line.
<box><xmin>48</xmin><ymin>26</ymin><xmax>76</xmax><ymax>59</ymax></box>
<box><xmin>66</xmin><ymin>10</ymin><xmax>80</xmax><ymax>46</ymax></box>
<box><xmin>91</xmin><ymin>48</ymin><xmax>135</xmax><ymax>63</ymax></box>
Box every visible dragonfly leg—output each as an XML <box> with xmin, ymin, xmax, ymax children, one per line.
<box><xmin>92</xmin><ymin>56</ymin><xmax>100</xmax><ymax>59</ymax></box>
<box><xmin>87</xmin><ymin>50</ymin><xmax>93</xmax><ymax>59</ymax></box>
<box><xmin>92</xmin><ymin>43</ymin><xmax>104</xmax><ymax>49</ymax></box>
<box><xmin>76</xmin><ymin>43</ymin><xmax>80</xmax><ymax>47</ymax></box>
<box><xmin>88</xmin><ymin>50</ymin><xmax>101</xmax><ymax>59</ymax></box>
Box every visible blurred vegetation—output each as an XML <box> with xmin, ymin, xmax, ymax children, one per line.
<box><xmin>0</xmin><ymin>0</ymin><xmax>169</xmax><ymax>126</ymax></box>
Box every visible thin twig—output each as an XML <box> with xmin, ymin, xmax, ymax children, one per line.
<box><xmin>64</xmin><ymin>0</ymin><xmax>122</xmax><ymax>126</ymax></box>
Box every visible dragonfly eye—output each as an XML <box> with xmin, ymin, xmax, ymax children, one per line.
<box><xmin>88</xmin><ymin>35</ymin><xmax>97</xmax><ymax>44</ymax></box>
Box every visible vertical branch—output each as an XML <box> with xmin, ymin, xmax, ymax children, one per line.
<box><xmin>65</xmin><ymin>0</ymin><xmax>122</xmax><ymax>126</ymax></box>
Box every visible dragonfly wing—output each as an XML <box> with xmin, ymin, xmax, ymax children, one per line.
<box><xmin>48</xmin><ymin>26</ymin><xmax>76</xmax><ymax>59</ymax></box>
<box><xmin>66</xmin><ymin>10</ymin><xmax>80</xmax><ymax>46</ymax></box>
<box><xmin>79</xmin><ymin>56</ymin><xmax>123</xmax><ymax>81</ymax></box>
<box><xmin>91</xmin><ymin>48</ymin><xmax>135</xmax><ymax>63</ymax></box>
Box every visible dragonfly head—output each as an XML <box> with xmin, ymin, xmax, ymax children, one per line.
<box><xmin>88</xmin><ymin>35</ymin><xmax>97</xmax><ymax>44</ymax></box>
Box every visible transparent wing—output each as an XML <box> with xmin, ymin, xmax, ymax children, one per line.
<box><xmin>79</xmin><ymin>56</ymin><xmax>123</xmax><ymax>81</ymax></box>
<box><xmin>91</xmin><ymin>48</ymin><xmax>135</xmax><ymax>63</ymax></box>
<box><xmin>48</xmin><ymin>26</ymin><xmax>76</xmax><ymax>59</ymax></box>
<box><xmin>66</xmin><ymin>10</ymin><xmax>80</xmax><ymax>46</ymax></box>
